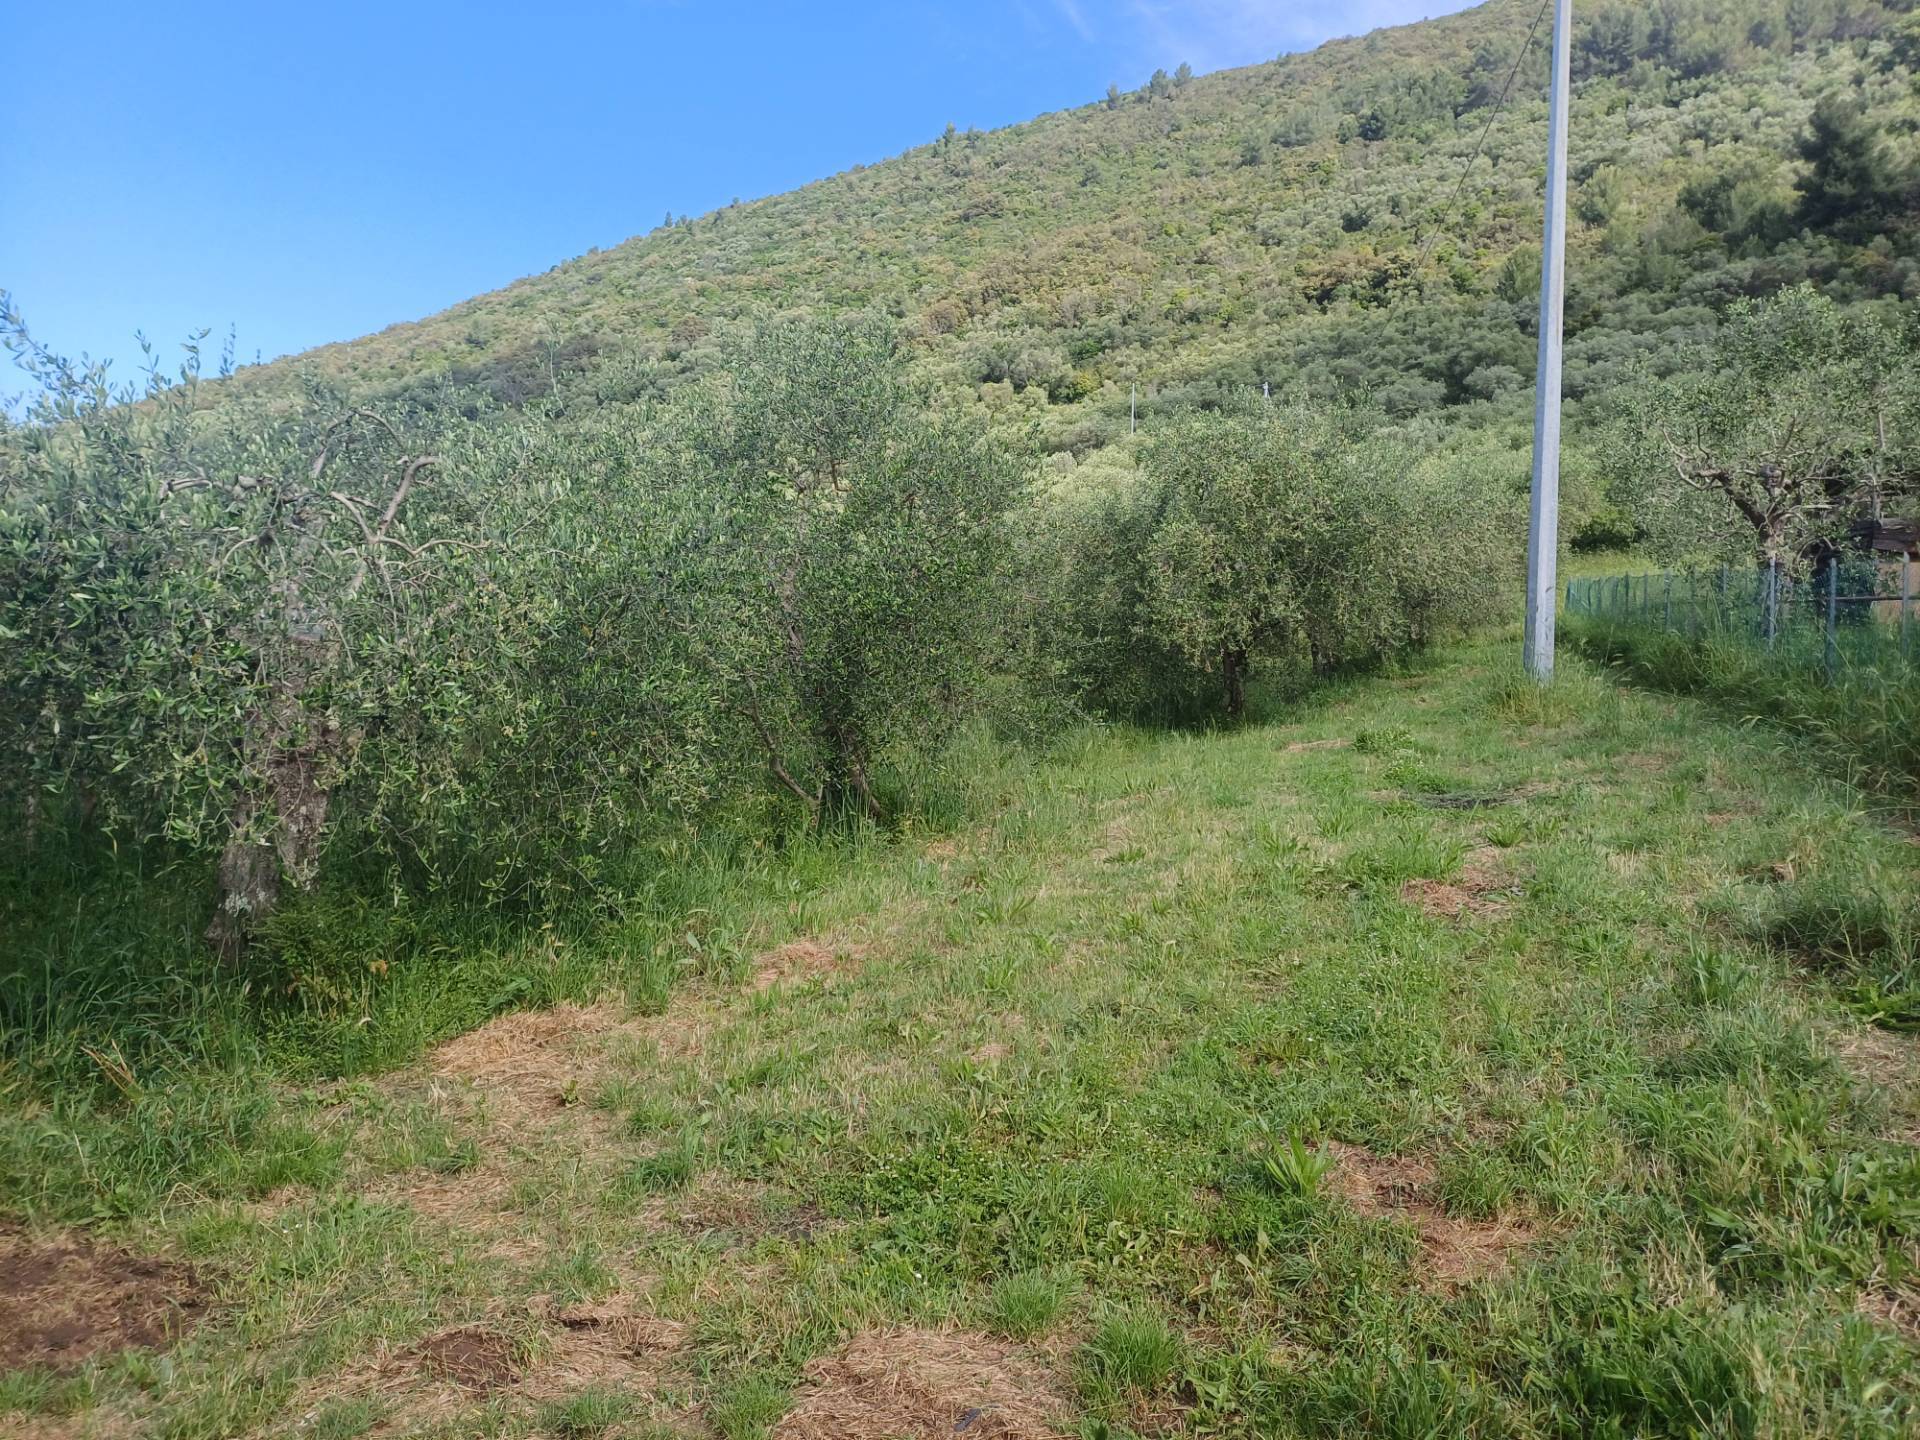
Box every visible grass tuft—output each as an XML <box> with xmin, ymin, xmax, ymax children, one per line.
<box><xmin>985</xmin><ymin>1267</ymin><xmax>1072</xmax><ymax>1339</ymax></box>
<box><xmin>1085</xmin><ymin>1308</ymin><xmax>1184</xmax><ymax>1394</ymax></box>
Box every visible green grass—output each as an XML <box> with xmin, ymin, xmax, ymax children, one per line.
<box><xmin>1568</xmin><ymin>609</ymin><xmax>1920</xmax><ymax>804</ymax></box>
<box><xmin>3</xmin><ymin>636</ymin><xmax>1919</xmax><ymax>1438</ymax></box>
<box><xmin>985</xmin><ymin>1268</ymin><xmax>1073</xmax><ymax>1340</ymax></box>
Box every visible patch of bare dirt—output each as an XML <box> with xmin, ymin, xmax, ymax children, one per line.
<box><xmin>1400</xmin><ymin>846</ymin><xmax>1513</xmax><ymax>921</ymax></box>
<box><xmin>774</xmin><ymin>1329</ymin><xmax>1070</xmax><ymax>1440</ymax></box>
<box><xmin>749</xmin><ymin>939</ymin><xmax>866</xmax><ymax>993</ymax></box>
<box><xmin>1326</xmin><ymin>1144</ymin><xmax>1532</xmax><ymax>1289</ymax></box>
<box><xmin>405</xmin><ymin>1326</ymin><xmax>520</xmax><ymax>1392</ymax></box>
<box><xmin>0</xmin><ymin>1227</ymin><xmax>207</xmax><ymax>1375</ymax></box>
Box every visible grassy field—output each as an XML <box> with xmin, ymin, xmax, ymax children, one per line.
<box><xmin>4</xmin><ymin>635</ymin><xmax>1919</xmax><ymax>1439</ymax></box>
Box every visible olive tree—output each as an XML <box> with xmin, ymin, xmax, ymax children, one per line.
<box><xmin>386</xmin><ymin>410</ymin><xmax>743</xmax><ymax>898</ymax></box>
<box><xmin>1043</xmin><ymin>403</ymin><xmax>1508</xmax><ymax>719</ymax></box>
<box><xmin>1</xmin><ymin>299</ymin><xmax>502</xmax><ymax>955</ymax></box>
<box><xmin>655</xmin><ymin>316</ymin><xmax>1030</xmax><ymax>821</ymax></box>
<box><xmin>1606</xmin><ymin>286</ymin><xmax>1919</xmax><ymax>568</ymax></box>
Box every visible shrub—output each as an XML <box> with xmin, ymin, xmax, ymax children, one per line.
<box><xmin>1037</xmin><ymin>403</ymin><xmax>1509</xmax><ymax>720</ymax></box>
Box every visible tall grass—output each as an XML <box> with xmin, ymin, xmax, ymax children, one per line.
<box><xmin>0</xmin><ymin>722</ymin><xmax>1041</xmax><ymax>1102</ymax></box>
<box><xmin>1566</xmin><ymin>615</ymin><xmax>1920</xmax><ymax>797</ymax></box>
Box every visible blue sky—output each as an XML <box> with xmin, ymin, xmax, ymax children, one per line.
<box><xmin>3</xmin><ymin>1</ymin><xmax>1472</xmax><ymax>383</ymax></box>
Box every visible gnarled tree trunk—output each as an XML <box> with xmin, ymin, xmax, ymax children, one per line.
<box><xmin>1223</xmin><ymin>646</ymin><xmax>1249</xmax><ymax>719</ymax></box>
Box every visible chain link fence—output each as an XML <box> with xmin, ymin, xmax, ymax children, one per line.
<box><xmin>1566</xmin><ymin>554</ymin><xmax>1919</xmax><ymax>681</ymax></box>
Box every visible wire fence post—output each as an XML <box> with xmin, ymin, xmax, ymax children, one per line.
<box><xmin>1765</xmin><ymin>556</ymin><xmax>1779</xmax><ymax>651</ymax></box>
<box><xmin>1903</xmin><ymin>553</ymin><xmax>1912</xmax><ymax>660</ymax></box>
<box><xmin>1663</xmin><ymin>571</ymin><xmax>1672</xmax><ymax>630</ymax></box>
<box><xmin>1825</xmin><ymin>554</ymin><xmax>1839</xmax><ymax>682</ymax></box>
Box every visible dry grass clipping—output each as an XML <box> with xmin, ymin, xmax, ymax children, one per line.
<box><xmin>525</xmin><ymin>1298</ymin><xmax>687</xmax><ymax>1399</ymax></box>
<box><xmin>429</xmin><ymin>1001</ymin><xmax>624</xmax><ymax>1124</ymax></box>
<box><xmin>1327</xmin><ymin>1143</ymin><xmax>1532</xmax><ymax>1288</ymax></box>
<box><xmin>368</xmin><ymin>1001</ymin><xmax>635</xmax><ymax>1243</ymax></box>
<box><xmin>749</xmin><ymin>938</ymin><xmax>867</xmax><ymax>993</ymax></box>
<box><xmin>300</xmin><ymin>1304</ymin><xmax>685</xmax><ymax>1435</ymax></box>
<box><xmin>1830</xmin><ymin>1023</ymin><xmax>1920</xmax><ymax>1089</ymax></box>
<box><xmin>774</xmin><ymin>1329</ymin><xmax>1069</xmax><ymax>1440</ymax></box>
<box><xmin>1</xmin><ymin>1415</ymin><xmax>138</xmax><ymax>1440</ymax></box>
<box><xmin>1857</xmin><ymin>1284</ymin><xmax>1920</xmax><ymax>1343</ymax></box>
<box><xmin>1827</xmin><ymin>1024</ymin><xmax>1920</xmax><ymax>1145</ymax></box>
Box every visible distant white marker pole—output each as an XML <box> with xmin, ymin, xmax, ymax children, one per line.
<box><xmin>1524</xmin><ymin>0</ymin><xmax>1572</xmax><ymax>682</ymax></box>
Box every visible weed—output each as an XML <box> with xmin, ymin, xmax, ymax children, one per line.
<box><xmin>619</xmin><ymin>1128</ymin><xmax>702</xmax><ymax>1195</ymax></box>
<box><xmin>709</xmin><ymin>1373</ymin><xmax>791</xmax><ymax>1440</ymax></box>
<box><xmin>1260</xmin><ymin>1130</ymin><xmax>1334</xmax><ymax>1199</ymax></box>
<box><xmin>539</xmin><ymin>1386</ymin><xmax>643</xmax><ymax>1438</ymax></box>
<box><xmin>1353</xmin><ymin>724</ymin><xmax>1413</xmax><ymax>756</ymax></box>
<box><xmin>1680</xmin><ymin>944</ymin><xmax>1756</xmax><ymax>1008</ymax></box>
<box><xmin>536</xmin><ymin>1241</ymin><xmax>617</xmax><ymax>1303</ymax></box>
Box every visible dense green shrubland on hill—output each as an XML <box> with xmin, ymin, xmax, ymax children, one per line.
<box><xmin>257</xmin><ymin>0</ymin><xmax>1918</xmax><ymax>449</ymax></box>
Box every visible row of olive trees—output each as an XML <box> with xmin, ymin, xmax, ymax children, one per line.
<box><xmin>0</xmin><ymin>309</ymin><xmax>1032</xmax><ymax>950</ymax></box>
<box><xmin>1031</xmin><ymin>403</ymin><xmax>1511</xmax><ymax>720</ymax></box>
<box><xmin>3</xmin><ymin>306</ymin><xmax>1505</xmax><ymax>957</ymax></box>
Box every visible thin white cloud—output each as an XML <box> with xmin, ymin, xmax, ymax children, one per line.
<box><xmin>1053</xmin><ymin>0</ymin><xmax>1097</xmax><ymax>42</ymax></box>
<box><xmin>1098</xmin><ymin>0</ymin><xmax>1475</xmax><ymax>74</ymax></box>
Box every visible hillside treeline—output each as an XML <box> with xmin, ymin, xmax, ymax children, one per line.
<box><xmin>236</xmin><ymin>0</ymin><xmax>1920</xmax><ymax>486</ymax></box>
<box><xmin>0</xmin><ymin>314</ymin><xmax>1508</xmax><ymax>958</ymax></box>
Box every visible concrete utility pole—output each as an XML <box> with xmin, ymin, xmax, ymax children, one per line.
<box><xmin>1524</xmin><ymin>0</ymin><xmax>1572</xmax><ymax>681</ymax></box>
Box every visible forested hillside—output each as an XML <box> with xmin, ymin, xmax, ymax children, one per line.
<box><xmin>259</xmin><ymin>0</ymin><xmax>1918</xmax><ymax>461</ymax></box>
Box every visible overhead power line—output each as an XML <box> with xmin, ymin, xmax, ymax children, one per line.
<box><xmin>1415</xmin><ymin>0</ymin><xmax>1556</xmax><ymax>272</ymax></box>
